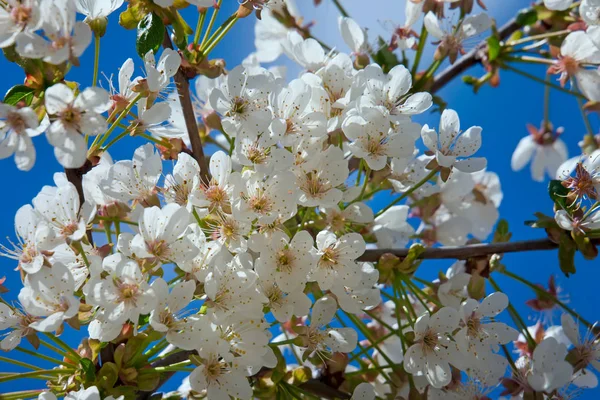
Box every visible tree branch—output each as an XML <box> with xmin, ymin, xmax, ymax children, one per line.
<box><xmin>162</xmin><ymin>30</ymin><xmax>210</xmax><ymax>182</ymax></box>
<box><xmin>65</xmin><ymin>161</ymin><xmax>94</xmax><ymax>245</ymax></box>
<box><xmin>359</xmin><ymin>238</ymin><xmax>564</xmax><ymax>262</ymax></box>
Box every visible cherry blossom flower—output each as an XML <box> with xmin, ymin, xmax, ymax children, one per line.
<box><xmin>85</xmin><ymin>255</ymin><xmax>156</xmax><ymax>341</ymax></box>
<box><xmin>209</xmin><ymin>65</ymin><xmax>272</xmax><ymax>139</ymax></box>
<box><xmin>548</xmin><ymin>31</ymin><xmax>600</xmax><ymax>101</ymax></box>
<box><xmin>102</xmin><ymin>143</ymin><xmax>162</xmax><ymax>207</ymax></box>
<box><xmin>19</xmin><ymin>262</ymin><xmax>78</xmax><ymax>333</ymax></box>
<box><xmin>295</xmin><ymin>145</ymin><xmax>349</xmax><ymax>207</ymax></box>
<box><xmin>511</xmin><ymin>122</ymin><xmax>568</xmax><ymax>182</ymax></box>
<box><xmin>424</xmin><ymin>12</ymin><xmax>492</xmax><ymax>63</ymax></box>
<box><xmin>76</xmin><ymin>0</ymin><xmax>124</xmax><ymax>22</ymax></box>
<box><xmin>150</xmin><ymin>278</ymin><xmax>197</xmax><ymax>347</ymax></box>
<box><xmin>373</xmin><ymin>205</ymin><xmax>415</xmax><ymax>248</ymax></box>
<box><xmin>339</xmin><ymin>17</ymin><xmax>368</xmax><ymax>57</ymax></box>
<box><xmin>358</xmin><ymin>64</ymin><xmax>433</xmax><ymax>120</ymax></box>
<box><xmin>330</xmin><ymin>262</ymin><xmax>381</xmax><ymax>315</ymax></box>
<box><xmin>0</xmin><ymin>0</ymin><xmax>43</xmax><ymax>48</ymax></box>
<box><xmin>343</xmin><ymin>107</ymin><xmax>417</xmax><ymax>170</ymax></box>
<box><xmin>403</xmin><ymin>307</ymin><xmax>463</xmax><ymax>388</ymax></box>
<box><xmin>33</xmin><ymin>180</ymin><xmax>96</xmax><ymax>242</ymax></box>
<box><xmin>254</xmin><ymin>230</ymin><xmax>316</xmax><ymax>293</ymax></box>
<box><xmin>0</xmin><ymin>103</ymin><xmax>47</xmax><ymax>171</ymax></box>
<box><xmin>544</xmin><ymin>0</ymin><xmax>573</xmax><ymax>10</ymax></box>
<box><xmin>295</xmin><ymin>296</ymin><xmax>358</xmax><ymax>357</ymax></box>
<box><xmin>17</xmin><ymin>0</ymin><xmax>92</xmax><ymax>65</ymax></box>
<box><xmin>44</xmin><ymin>83</ymin><xmax>111</xmax><ymax>168</ymax></box>
<box><xmin>421</xmin><ymin>109</ymin><xmax>486</xmax><ymax>174</ymax></box>
<box><xmin>527</xmin><ymin>336</ymin><xmax>574</xmax><ymax>392</ymax></box>
<box><xmin>581</xmin><ymin>0</ymin><xmax>600</xmax><ymax>25</ymax></box>
<box><xmin>0</xmin><ymin>204</ymin><xmax>53</xmax><ymax>274</ymax></box>
<box><xmin>130</xmin><ymin>204</ymin><xmax>199</xmax><ymax>264</ymax></box>
<box><xmin>312</xmin><ymin>230</ymin><xmax>365</xmax><ymax>290</ymax></box>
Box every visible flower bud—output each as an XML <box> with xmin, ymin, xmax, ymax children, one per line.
<box><xmin>203</xmin><ymin>110</ymin><xmax>223</xmax><ymax>132</ymax></box>
<box><xmin>353</xmin><ymin>53</ymin><xmax>370</xmax><ymax>70</ymax></box>
<box><xmin>86</xmin><ymin>17</ymin><xmax>108</xmax><ymax>38</ymax></box>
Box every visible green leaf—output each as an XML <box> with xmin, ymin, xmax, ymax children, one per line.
<box><xmin>487</xmin><ymin>36</ymin><xmax>501</xmax><ymax>61</ymax></box>
<box><xmin>548</xmin><ymin>179</ymin><xmax>571</xmax><ymax>210</ymax></box>
<box><xmin>79</xmin><ymin>358</ymin><xmax>96</xmax><ymax>382</ymax></box>
<box><xmin>136</xmin><ymin>13</ymin><xmax>165</xmax><ymax>59</ymax></box>
<box><xmin>525</xmin><ymin>212</ymin><xmax>559</xmax><ymax>229</ymax></box>
<box><xmin>97</xmin><ymin>362</ymin><xmax>119</xmax><ymax>390</ymax></box>
<box><xmin>493</xmin><ymin>219</ymin><xmax>512</xmax><ymax>243</ymax></box>
<box><xmin>372</xmin><ymin>37</ymin><xmax>400</xmax><ymax>74</ymax></box>
<box><xmin>516</xmin><ymin>9</ymin><xmax>538</xmax><ymax>27</ymax></box>
<box><xmin>4</xmin><ymin>85</ymin><xmax>35</xmax><ymax>106</ymax></box>
<box><xmin>558</xmin><ymin>232</ymin><xmax>576</xmax><ymax>277</ymax></box>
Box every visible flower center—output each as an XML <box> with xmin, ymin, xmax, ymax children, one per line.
<box><xmin>59</xmin><ymin>105</ymin><xmax>82</xmax><ymax>128</ymax></box>
<box><xmin>276</xmin><ymin>248</ymin><xmax>295</xmax><ymax>273</ymax></box>
<box><xmin>6</xmin><ymin>111</ymin><xmax>28</xmax><ymax>133</ymax></box>
<box><xmin>319</xmin><ymin>247</ymin><xmax>339</xmax><ymax>270</ymax></box>
<box><xmin>11</xmin><ymin>5</ymin><xmax>32</xmax><ymax>26</ymax></box>
<box><xmin>148</xmin><ymin>239</ymin><xmax>170</xmax><ymax>260</ymax></box>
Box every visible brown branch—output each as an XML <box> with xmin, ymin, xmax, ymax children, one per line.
<box><xmin>65</xmin><ymin>161</ymin><xmax>94</xmax><ymax>245</ymax></box>
<box><xmin>162</xmin><ymin>31</ymin><xmax>210</xmax><ymax>181</ymax></box>
<box><xmin>429</xmin><ymin>15</ymin><xmax>522</xmax><ymax>94</ymax></box>
<box><xmin>358</xmin><ymin>238</ymin><xmax>561</xmax><ymax>262</ymax></box>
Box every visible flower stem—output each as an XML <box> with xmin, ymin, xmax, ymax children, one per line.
<box><xmin>200</xmin><ymin>0</ymin><xmax>223</xmax><ymax>50</ymax></box>
<box><xmin>201</xmin><ymin>14</ymin><xmax>239</xmax><ymax>57</ymax></box>
<box><xmin>489</xmin><ymin>276</ymin><xmax>537</xmax><ymax>350</ymax></box>
<box><xmin>0</xmin><ymin>356</ymin><xmax>43</xmax><ymax>371</ymax></box>
<box><xmin>507</xmin><ymin>29</ymin><xmax>570</xmax><ymax>47</ymax></box>
<box><xmin>92</xmin><ymin>34</ymin><xmax>100</xmax><ymax>87</ymax></box>
<box><xmin>193</xmin><ymin>10</ymin><xmax>207</xmax><ymax>47</ymax></box>
<box><xmin>376</xmin><ymin>168</ymin><xmax>438</xmax><ymax>217</ymax></box>
<box><xmin>0</xmin><ymin>368</ymin><xmax>74</xmax><ymax>384</ymax></box>
<box><xmin>15</xmin><ymin>346</ymin><xmax>72</xmax><ymax>368</ymax></box>
<box><xmin>411</xmin><ymin>26</ymin><xmax>428</xmax><ymax>76</ymax></box>
<box><xmin>332</xmin><ymin>0</ymin><xmax>349</xmax><ymax>17</ymax></box>
<box><xmin>500</xmin><ymin>269</ymin><xmax>594</xmax><ymax>329</ymax></box>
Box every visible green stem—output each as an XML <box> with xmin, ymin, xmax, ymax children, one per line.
<box><xmin>0</xmin><ymin>390</ymin><xmax>45</xmax><ymax>400</ymax></box>
<box><xmin>201</xmin><ymin>15</ymin><xmax>239</xmax><ymax>57</ymax></box>
<box><xmin>74</xmin><ymin>241</ymin><xmax>90</xmax><ymax>268</ymax></box>
<box><xmin>42</xmin><ymin>333</ymin><xmax>81</xmax><ymax>363</ymax></box>
<box><xmin>501</xmin><ymin>269</ymin><xmax>594</xmax><ymax>329</ymax></box>
<box><xmin>573</xmin><ymin>79</ymin><xmax>596</xmax><ymax>147</ymax></box>
<box><xmin>411</xmin><ymin>26</ymin><xmax>428</xmax><ymax>76</ymax></box>
<box><xmin>507</xmin><ymin>29</ymin><xmax>570</xmax><ymax>46</ymax></box>
<box><xmin>376</xmin><ymin>168</ymin><xmax>439</xmax><ymax>217</ymax></box>
<box><xmin>92</xmin><ymin>34</ymin><xmax>100</xmax><ymax>87</ymax></box>
<box><xmin>193</xmin><ymin>10</ymin><xmax>207</xmax><ymax>47</ymax></box>
<box><xmin>332</xmin><ymin>0</ymin><xmax>349</xmax><ymax>17</ymax></box>
<box><xmin>15</xmin><ymin>347</ymin><xmax>72</xmax><ymax>368</ymax></box>
<box><xmin>502</xmin><ymin>63</ymin><xmax>585</xmax><ymax>98</ymax></box>
<box><xmin>489</xmin><ymin>276</ymin><xmax>536</xmax><ymax>350</ymax></box>
<box><xmin>144</xmin><ymin>338</ymin><xmax>169</xmax><ymax>360</ymax></box>
<box><xmin>505</xmin><ymin>55</ymin><xmax>554</xmax><ymax>65</ymax></box>
<box><xmin>0</xmin><ymin>356</ymin><xmax>42</xmax><ymax>371</ymax></box>
<box><xmin>543</xmin><ymin>73</ymin><xmax>551</xmax><ymax>127</ymax></box>
<box><xmin>200</xmin><ymin>0</ymin><xmax>223</xmax><ymax>50</ymax></box>
<box><xmin>92</xmin><ymin>93</ymin><xmax>143</xmax><ymax>150</ymax></box>
<box><xmin>0</xmin><ymin>368</ymin><xmax>74</xmax><ymax>384</ymax></box>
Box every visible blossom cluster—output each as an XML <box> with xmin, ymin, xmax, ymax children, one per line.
<box><xmin>0</xmin><ymin>0</ymin><xmax>598</xmax><ymax>399</ymax></box>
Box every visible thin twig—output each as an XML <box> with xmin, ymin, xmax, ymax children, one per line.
<box><xmin>358</xmin><ymin>238</ymin><xmax>565</xmax><ymax>262</ymax></box>
<box><xmin>162</xmin><ymin>30</ymin><xmax>209</xmax><ymax>181</ymax></box>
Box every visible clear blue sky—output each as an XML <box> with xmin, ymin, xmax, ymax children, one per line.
<box><xmin>1</xmin><ymin>0</ymin><xmax>598</xmax><ymax>398</ymax></box>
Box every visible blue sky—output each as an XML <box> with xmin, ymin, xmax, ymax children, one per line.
<box><xmin>1</xmin><ymin>0</ymin><xmax>599</xmax><ymax>398</ymax></box>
